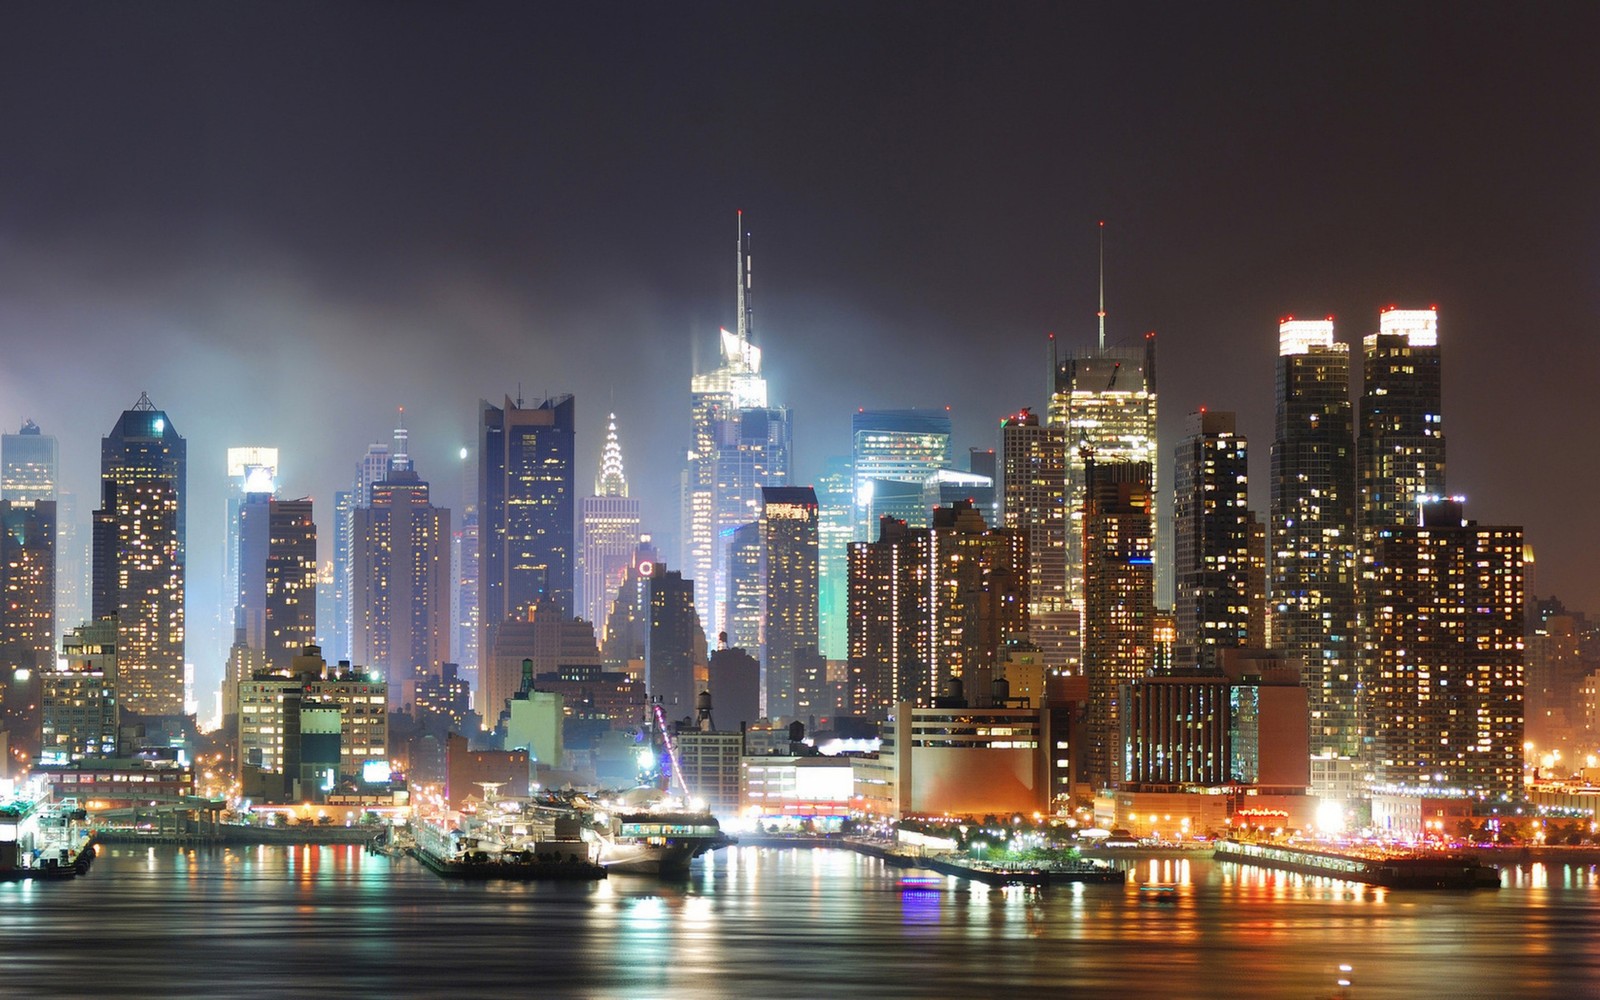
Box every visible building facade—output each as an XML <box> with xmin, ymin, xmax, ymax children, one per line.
<box><xmin>1173</xmin><ymin>410</ymin><xmax>1256</xmax><ymax>671</ymax></box>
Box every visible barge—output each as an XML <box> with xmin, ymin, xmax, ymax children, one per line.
<box><xmin>0</xmin><ymin>781</ymin><xmax>97</xmax><ymax>881</ymax></box>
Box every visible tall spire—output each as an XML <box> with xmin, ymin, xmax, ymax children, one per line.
<box><xmin>392</xmin><ymin>406</ymin><xmax>412</xmax><ymax>473</ymax></box>
<box><xmin>1097</xmin><ymin>220</ymin><xmax>1107</xmax><ymax>351</ymax></box>
<box><xmin>596</xmin><ymin>413</ymin><xmax>628</xmax><ymax>497</ymax></box>
<box><xmin>736</xmin><ymin>209</ymin><xmax>753</xmax><ymax>344</ymax></box>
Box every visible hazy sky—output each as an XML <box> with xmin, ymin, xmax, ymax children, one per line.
<box><xmin>2</xmin><ymin>3</ymin><xmax>1596</xmax><ymax>695</ymax></box>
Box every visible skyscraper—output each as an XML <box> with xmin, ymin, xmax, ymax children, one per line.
<box><xmin>684</xmin><ymin>213</ymin><xmax>791</xmax><ymax>638</ymax></box>
<box><xmin>1048</xmin><ymin>328</ymin><xmax>1158</xmax><ymax>671</ymax></box>
<box><xmin>0</xmin><ymin>497</ymin><xmax>55</xmax><ymax>751</ymax></box>
<box><xmin>1367</xmin><ymin>500</ymin><xmax>1523</xmax><ymax>798</ymax></box>
<box><xmin>93</xmin><ymin>393</ymin><xmax>185</xmax><ymax>716</ymax></box>
<box><xmin>851</xmin><ymin>409</ymin><xmax>952</xmax><ymax>539</ymax></box>
<box><xmin>2</xmin><ymin>420</ymin><xmax>57</xmax><ymax>502</ymax></box>
<box><xmin>264</xmin><ymin>499</ymin><xmax>317</xmax><ymax>668</ymax></box>
<box><xmin>1270</xmin><ymin>319</ymin><xmax>1360</xmax><ymax>794</ymax></box>
<box><xmin>452</xmin><ymin>504</ymin><xmax>479</xmax><ymax>679</ymax></box>
<box><xmin>760</xmin><ymin>486</ymin><xmax>819</xmax><ymax>722</ymax></box>
<box><xmin>1173</xmin><ymin>410</ymin><xmax>1256</xmax><ymax>670</ymax></box>
<box><xmin>3</xmin><ymin>422</ymin><xmax>78</xmax><ymax>644</ymax></box>
<box><xmin>223</xmin><ymin>447</ymin><xmax>278</xmax><ymax>662</ymax></box>
<box><xmin>1358</xmin><ymin>308</ymin><xmax>1445</xmax><ymax>535</ymax></box>
<box><xmin>999</xmin><ymin>407</ymin><xmax>1071</xmax><ymax>670</ymax></box>
<box><xmin>1080</xmin><ymin>458</ymin><xmax>1154</xmax><ymax>789</ymax></box>
<box><xmin>815</xmin><ymin>456</ymin><xmax>854</xmax><ymax>660</ymax></box>
<box><xmin>333</xmin><ymin>440</ymin><xmax>388</xmax><ymax>663</ymax></box>
<box><xmin>578</xmin><ymin>414</ymin><xmax>641</xmax><ymax>639</ymax></box>
<box><xmin>645</xmin><ymin>567</ymin><xmax>699</xmax><ymax>724</ymax></box>
<box><xmin>353</xmin><ymin>429</ymin><xmax>451</xmax><ymax>703</ymax></box>
<box><xmin>479</xmin><ymin>394</ymin><xmax>575</xmax><ymax>672</ymax></box>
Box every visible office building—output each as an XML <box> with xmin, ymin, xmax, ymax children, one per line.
<box><xmin>1173</xmin><ymin>410</ymin><xmax>1255</xmax><ymax>670</ymax></box>
<box><xmin>646</xmin><ymin>567</ymin><xmax>700</xmax><ymax>725</ymax></box>
<box><xmin>1270</xmin><ymin>319</ymin><xmax>1360</xmax><ymax>783</ymax></box>
<box><xmin>999</xmin><ymin>407</ymin><xmax>1072</xmax><ymax>670</ymax></box>
<box><xmin>479</xmin><ymin>394</ymin><xmax>575</xmax><ymax>674</ymax></box>
<box><xmin>1049</xmin><ymin>317</ymin><xmax>1159</xmax><ymax>670</ymax></box>
<box><xmin>93</xmin><ymin>393</ymin><xmax>185</xmax><ymax>716</ymax></box>
<box><xmin>1367</xmin><ymin>500</ymin><xmax>1524</xmax><ymax>798</ymax></box>
<box><xmin>1081</xmin><ymin>458</ymin><xmax>1155</xmax><ymax>789</ymax></box>
<box><xmin>333</xmin><ymin>441</ymin><xmax>390</xmax><ymax>663</ymax></box>
<box><xmin>452</xmin><ymin>505</ymin><xmax>479</xmax><ymax>678</ymax></box>
<box><xmin>815</xmin><ymin>456</ymin><xmax>854</xmax><ymax>660</ymax></box>
<box><xmin>223</xmin><ymin>448</ymin><xmax>278</xmax><ymax>662</ymax></box>
<box><xmin>851</xmin><ymin>409</ymin><xmax>951</xmax><ymax>539</ymax></box>
<box><xmin>578</xmin><ymin>414</ymin><xmax>641</xmax><ymax>639</ymax></box>
<box><xmin>352</xmin><ymin>430</ymin><xmax>451</xmax><ymax>702</ymax></box>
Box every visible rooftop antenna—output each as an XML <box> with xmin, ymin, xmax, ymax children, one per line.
<box><xmin>516</xmin><ymin>382</ymin><xmax>524</xmax><ymax>408</ymax></box>
<box><xmin>736</xmin><ymin>209</ymin><xmax>753</xmax><ymax>344</ymax></box>
<box><xmin>1097</xmin><ymin>220</ymin><xmax>1107</xmax><ymax>351</ymax></box>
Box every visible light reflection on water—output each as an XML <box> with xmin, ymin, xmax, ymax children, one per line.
<box><xmin>0</xmin><ymin>845</ymin><xmax>1598</xmax><ymax>997</ymax></box>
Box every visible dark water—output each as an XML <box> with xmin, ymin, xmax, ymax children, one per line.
<box><xmin>3</xmin><ymin>845</ymin><xmax>1598</xmax><ymax>998</ymax></box>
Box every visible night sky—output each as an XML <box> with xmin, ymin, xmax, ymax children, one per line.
<box><xmin>1</xmin><ymin>3</ymin><xmax>1596</xmax><ymax>695</ymax></box>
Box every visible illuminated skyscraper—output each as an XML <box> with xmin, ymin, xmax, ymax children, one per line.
<box><xmin>452</xmin><ymin>505</ymin><xmax>479</xmax><ymax>678</ymax></box>
<box><xmin>223</xmin><ymin>447</ymin><xmax>278</xmax><ymax>660</ymax></box>
<box><xmin>851</xmin><ymin>409</ymin><xmax>952</xmax><ymax>541</ymax></box>
<box><xmin>760</xmin><ymin>486</ymin><xmax>819</xmax><ymax>721</ymax></box>
<box><xmin>1270</xmin><ymin>319</ymin><xmax>1360</xmax><ymax>787</ymax></box>
<box><xmin>3</xmin><ymin>421</ymin><xmax>80</xmax><ymax>643</ymax></box>
<box><xmin>265</xmin><ymin>500</ymin><xmax>318</xmax><ymax>668</ymax></box>
<box><xmin>93</xmin><ymin>393</ymin><xmax>185</xmax><ymax>716</ymax></box>
<box><xmin>1048</xmin><ymin>328</ymin><xmax>1158</xmax><ymax>671</ymax></box>
<box><xmin>645</xmin><ymin>566</ymin><xmax>699</xmax><ymax>724</ymax></box>
<box><xmin>333</xmin><ymin>440</ymin><xmax>388</xmax><ymax>663</ymax></box>
<box><xmin>479</xmin><ymin>394</ymin><xmax>575</xmax><ymax>665</ymax></box>
<box><xmin>999</xmin><ymin>407</ymin><xmax>1071</xmax><ymax>670</ymax></box>
<box><xmin>684</xmin><ymin>213</ymin><xmax>790</xmax><ymax>637</ymax></box>
<box><xmin>1080</xmin><ymin>458</ymin><xmax>1154</xmax><ymax>788</ymax></box>
<box><xmin>2</xmin><ymin>420</ymin><xmax>56</xmax><ymax>503</ymax></box>
<box><xmin>1367</xmin><ymin>500</ymin><xmax>1523</xmax><ymax>798</ymax></box>
<box><xmin>1174</xmin><ymin>410</ymin><xmax>1256</xmax><ymax>670</ymax></box>
<box><xmin>579</xmin><ymin>414</ymin><xmax>641</xmax><ymax>639</ymax></box>
<box><xmin>0</xmin><ymin>497</ymin><xmax>55</xmax><ymax>751</ymax></box>
<box><xmin>815</xmin><ymin>457</ymin><xmax>853</xmax><ymax>661</ymax></box>
<box><xmin>1358</xmin><ymin>308</ymin><xmax>1445</xmax><ymax>535</ymax></box>
<box><xmin>353</xmin><ymin>428</ymin><xmax>451</xmax><ymax>703</ymax></box>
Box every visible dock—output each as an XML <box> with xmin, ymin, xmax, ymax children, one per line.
<box><xmin>1213</xmin><ymin>839</ymin><xmax>1501</xmax><ymax>889</ymax></box>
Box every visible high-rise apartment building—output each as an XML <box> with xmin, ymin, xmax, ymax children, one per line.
<box><xmin>760</xmin><ymin>486</ymin><xmax>819</xmax><ymax>722</ymax></box>
<box><xmin>846</xmin><ymin>500</ymin><xmax>1028</xmax><ymax>717</ymax></box>
<box><xmin>452</xmin><ymin>505</ymin><xmax>479</xmax><ymax>679</ymax></box>
<box><xmin>0</xmin><ymin>497</ymin><xmax>55</xmax><ymax>751</ymax></box>
<box><xmin>578</xmin><ymin>414</ymin><xmax>641</xmax><ymax>639</ymax></box>
<box><xmin>851</xmin><ymin>409</ymin><xmax>952</xmax><ymax>539</ymax></box>
<box><xmin>1</xmin><ymin>422</ymin><xmax>77</xmax><ymax>646</ymax></box>
<box><xmin>999</xmin><ymin>407</ymin><xmax>1071</xmax><ymax>670</ymax></box>
<box><xmin>1048</xmin><ymin>330</ymin><xmax>1158</xmax><ymax>670</ymax></box>
<box><xmin>1080</xmin><ymin>458</ymin><xmax>1155</xmax><ymax>789</ymax></box>
<box><xmin>1174</xmin><ymin>410</ymin><xmax>1255</xmax><ymax>671</ymax></box>
<box><xmin>1270</xmin><ymin>319</ymin><xmax>1360</xmax><ymax>780</ymax></box>
<box><xmin>479</xmin><ymin>394</ymin><xmax>575</xmax><ymax>671</ymax></box>
<box><xmin>352</xmin><ymin>435</ymin><xmax>450</xmax><ymax>704</ymax></box>
<box><xmin>1358</xmin><ymin>308</ymin><xmax>1445</xmax><ymax>535</ymax></box>
<box><xmin>2</xmin><ymin>420</ymin><xmax>56</xmax><ymax>502</ymax></box>
<box><xmin>1367</xmin><ymin>500</ymin><xmax>1523</xmax><ymax>798</ymax></box>
<box><xmin>236</xmin><ymin>492</ymin><xmax>316</xmax><ymax>670</ymax></box>
<box><xmin>93</xmin><ymin>393</ymin><xmax>185</xmax><ymax>716</ymax></box>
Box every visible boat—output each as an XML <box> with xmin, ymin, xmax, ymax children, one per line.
<box><xmin>584</xmin><ymin>809</ymin><xmax>734</xmax><ymax>876</ymax></box>
<box><xmin>412</xmin><ymin>812</ymin><xmax>604</xmax><ymax>883</ymax></box>
<box><xmin>0</xmin><ymin>780</ymin><xmax>97</xmax><ymax>881</ymax></box>
<box><xmin>1214</xmin><ymin>839</ymin><xmax>1501</xmax><ymax>889</ymax></box>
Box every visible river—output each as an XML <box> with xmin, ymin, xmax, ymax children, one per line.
<box><xmin>1</xmin><ymin>845</ymin><xmax>1596</xmax><ymax>997</ymax></box>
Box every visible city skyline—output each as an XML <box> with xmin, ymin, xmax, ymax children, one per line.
<box><xmin>0</xmin><ymin>4</ymin><xmax>1594</xmax><ymax>704</ymax></box>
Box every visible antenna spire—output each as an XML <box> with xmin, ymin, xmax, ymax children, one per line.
<box><xmin>736</xmin><ymin>210</ymin><xmax>752</xmax><ymax>343</ymax></box>
<box><xmin>1097</xmin><ymin>220</ymin><xmax>1107</xmax><ymax>351</ymax></box>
